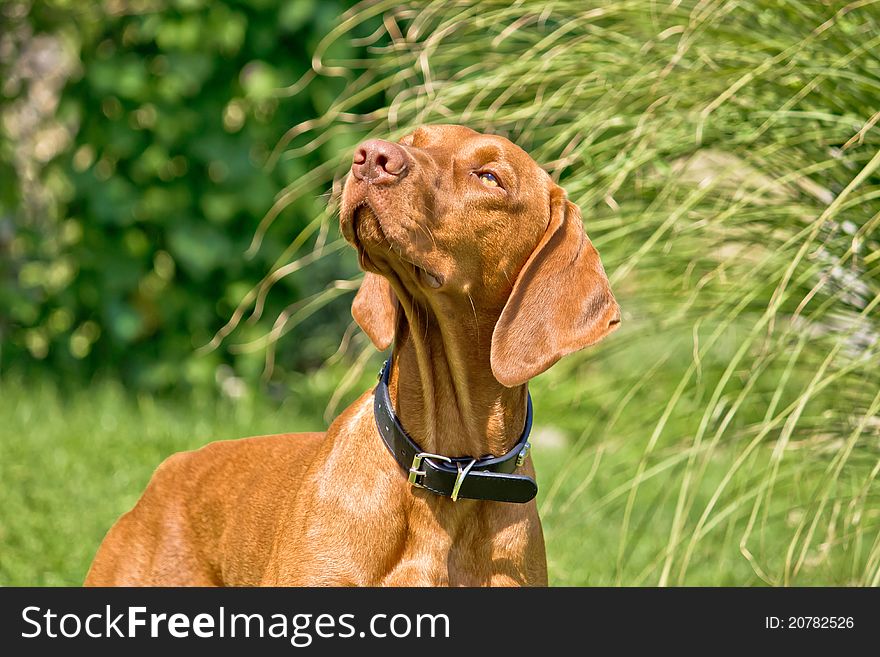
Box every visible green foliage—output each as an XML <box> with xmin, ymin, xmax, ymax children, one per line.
<box><xmin>0</xmin><ymin>0</ymin><xmax>369</xmax><ymax>389</ymax></box>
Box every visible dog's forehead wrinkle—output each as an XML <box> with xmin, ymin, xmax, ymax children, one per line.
<box><xmin>462</xmin><ymin>141</ymin><xmax>503</xmax><ymax>164</ymax></box>
<box><xmin>408</xmin><ymin>124</ymin><xmax>477</xmax><ymax>148</ymax></box>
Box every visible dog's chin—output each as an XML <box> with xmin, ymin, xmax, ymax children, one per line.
<box><xmin>351</xmin><ymin>204</ymin><xmax>383</xmax><ymax>244</ymax></box>
<box><xmin>349</xmin><ymin>205</ymin><xmax>444</xmax><ymax>290</ymax></box>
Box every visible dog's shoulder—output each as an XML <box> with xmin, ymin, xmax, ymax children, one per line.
<box><xmin>146</xmin><ymin>431</ymin><xmax>325</xmax><ymax>499</ymax></box>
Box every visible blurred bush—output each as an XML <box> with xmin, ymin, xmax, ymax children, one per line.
<box><xmin>0</xmin><ymin>0</ymin><xmax>372</xmax><ymax>391</ymax></box>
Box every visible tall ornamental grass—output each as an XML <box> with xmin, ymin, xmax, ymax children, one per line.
<box><xmin>224</xmin><ymin>0</ymin><xmax>880</xmax><ymax>585</ymax></box>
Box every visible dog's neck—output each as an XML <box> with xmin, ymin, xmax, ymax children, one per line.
<box><xmin>386</xmin><ymin>296</ymin><xmax>528</xmax><ymax>459</ymax></box>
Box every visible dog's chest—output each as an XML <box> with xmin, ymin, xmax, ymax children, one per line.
<box><xmin>262</xmin><ymin>394</ymin><xmax>546</xmax><ymax>586</ymax></box>
<box><xmin>381</xmin><ymin>502</ymin><xmax>543</xmax><ymax>586</ymax></box>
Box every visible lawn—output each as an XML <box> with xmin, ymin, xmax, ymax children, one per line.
<box><xmin>3</xmin><ymin>363</ymin><xmax>874</xmax><ymax>586</ymax></box>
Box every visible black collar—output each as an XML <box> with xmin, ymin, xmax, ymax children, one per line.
<box><xmin>373</xmin><ymin>355</ymin><xmax>537</xmax><ymax>504</ymax></box>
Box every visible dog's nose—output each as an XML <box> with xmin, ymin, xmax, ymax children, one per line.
<box><xmin>351</xmin><ymin>139</ymin><xmax>407</xmax><ymax>184</ymax></box>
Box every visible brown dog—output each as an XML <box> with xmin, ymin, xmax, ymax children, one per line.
<box><xmin>85</xmin><ymin>124</ymin><xmax>619</xmax><ymax>586</ymax></box>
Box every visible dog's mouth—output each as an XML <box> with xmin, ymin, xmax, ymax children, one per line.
<box><xmin>349</xmin><ymin>203</ymin><xmax>384</xmax><ymax>271</ymax></box>
<box><xmin>347</xmin><ymin>203</ymin><xmax>443</xmax><ymax>289</ymax></box>
<box><xmin>351</xmin><ymin>202</ymin><xmax>383</xmax><ymax>243</ymax></box>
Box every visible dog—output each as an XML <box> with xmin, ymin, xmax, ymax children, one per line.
<box><xmin>84</xmin><ymin>124</ymin><xmax>620</xmax><ymax>586</ymax></box>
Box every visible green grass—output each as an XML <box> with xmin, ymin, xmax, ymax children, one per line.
<box><xmin>0</xmin><ymin>365</ymin><xmax>361</xmax><ymax>586</ymax></box>
<box><xmin>0</xmin><ymin>377</ymin><xmax>299</xmax><ymax>585</ymax></box>
<box><xmin>2</xmin><ymin>368</ymin><xmax>876</xmax><ymax>586</ymax></box>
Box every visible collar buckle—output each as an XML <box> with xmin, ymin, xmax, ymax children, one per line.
<box><xmin>408</xmin><ymin>452</ymin><xmax>452</xmax><ymax>487</ymax></box>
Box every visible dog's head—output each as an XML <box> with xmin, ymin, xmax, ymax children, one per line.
<box><xmin>339</xmin><ymin>124</ymin><xmax>620</xmax><ymax>387</ymax></box>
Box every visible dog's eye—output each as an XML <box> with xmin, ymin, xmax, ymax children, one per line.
<box><xmin>477</xmin><ymin>172</ymin><xmax>500</xmax><ymax>188</ymax></box>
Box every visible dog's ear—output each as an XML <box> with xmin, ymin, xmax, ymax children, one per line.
<box><xmin>490</xmin><ymin>187</ymin><xmax>620</xmax><ymax>387</ymax></box>
<box><xmin>352</xmin><ymin>272</ymin><xmax>398</xmax><ymax>350</ymax></box>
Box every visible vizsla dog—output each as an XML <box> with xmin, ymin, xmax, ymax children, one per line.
<box><xmin>85</xmin><ymin>124</ymin><xmax>620</xmax><ymax>587</ymax></box>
